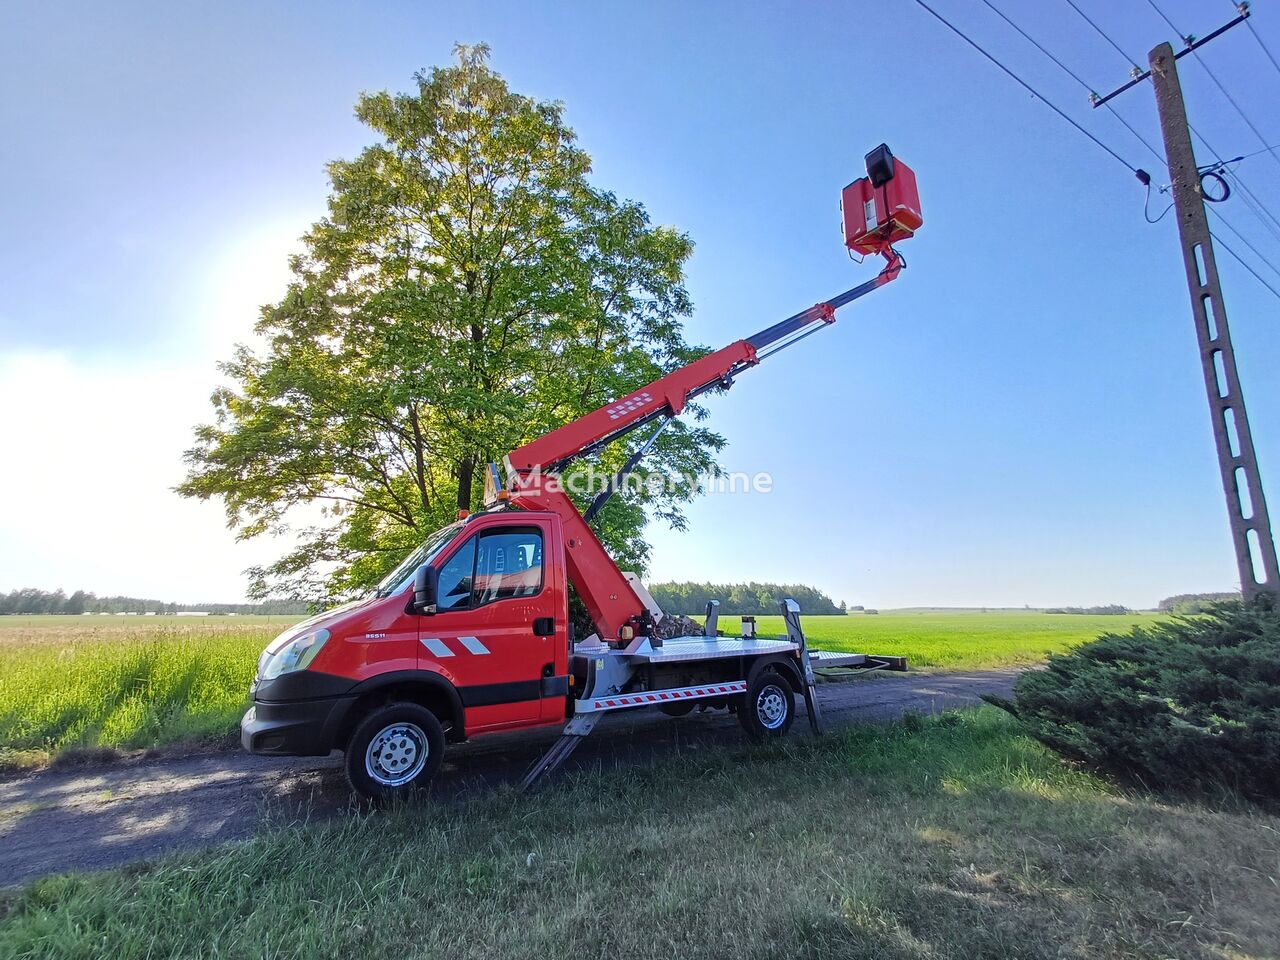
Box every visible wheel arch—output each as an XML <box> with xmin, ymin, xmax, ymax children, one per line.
<box><xmin>745</xmin><ymin>654</ymin><xmax>803</xmax><ymax>694</ymax></box>
<box><xmin>338</xmin><ymin>671</ymin><xmax>467</xmax><ymax>747</ymax></box>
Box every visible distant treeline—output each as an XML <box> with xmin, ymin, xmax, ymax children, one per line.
<box><xmin>0</xmin><ymin>588</ymin><xmax>310</xmax><ymax>616</ymax></box>
<box><xmin>1157</xmin><ymin>592</ymin><xmax>1240</xmax><ymax>614</ymax></box>
<box><xmin>649</xmin><ymin>582</ymin><xmax>845</xmax><ymax>616</ymax></box>
<box><xmin>1044</xmin><ymin>605</ymin><xmax>1133</xmax><ymax>616</ymax></box>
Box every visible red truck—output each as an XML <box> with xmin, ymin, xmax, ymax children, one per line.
<box><xmin>241</xmin><ymin>145</ymin><xmax>922</xmax><ymax>800</ymax></box>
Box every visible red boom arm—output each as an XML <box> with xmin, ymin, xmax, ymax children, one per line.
<box><xmin>505</xmin><ymin>146</ymin><xmax>920</xmax><ymax>641</ymax></box>
<box><xmin>505</xmin><ymin>253</ymin><xmax>904</xmax><ymax>641</ymax></box>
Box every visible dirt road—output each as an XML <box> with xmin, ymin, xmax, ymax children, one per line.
<box><xmin>0</xmin><ymin>669</ymin><xmax>1020</xmax><ymax>886</ymax></box>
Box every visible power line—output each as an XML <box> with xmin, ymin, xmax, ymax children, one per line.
<box><xmin>1005</xmin><ymin>0</ymin><xmax>1280</xmax><ymax>259</ymax></box>
<box><xmin>1062</xmin><ymin>0</ymin><xmax>1142</xmax><ymax>69</ymax></box>
<box><xmin>920</xmin><ymin>0</ymin><xmax>1280</xmax><ymax>290</ymax></box>
<box><xmin>1062</xmin><ymin>0</ymin><xmax>1280</xmax><ymax>237</ymax></box>
<box><xmin>1211</xmin><ymin>226</ymin><xmax>1280</xmax><ymax>300</ymax></box>
<box><xmin>1185</xmin><ymin>123</ymin><xmax>1280</xmax><ymax>239</ymax></box>
<box><xmin>1222</xmin><ymin>168</ymin><xmax>1280</xmax><ymax>242</ymax></box>
<box><xmin>909</xmin><ymin>0</ymin><xmax>1139</xmax><ymax>175</ymax></box>
<box><xmin>1239</xmin><ymin>142</ymin><xmax>1280</xmax><ymax>161</ymax></box>
<box><xmin>1245</xmin><ymin>17</ymin><xmax>1280</xmax><ymax>81</ymax></box>
<box><xmin>1123</xmin><ymin>2</ymin><xmax>1280</xmax><ymax>243</ymax></box>
<box><xmin>1147</xmin><ymin>0</ymin><xmax>1280</xmax><ymax>176</ymax></box>
<box><xmin>980</xmin><ymin>0</ymin><xmax>1093</xmax><ymax>89</ymax></box>
<box><xmin>1206</xmin><ymin>202</ymin><xmax>1280</xmax><ymax>283</ymax></box>
<box><xmin>979</xmin><ymin>0</ymin><xmax>1165</xmax><ymax>163</ymax></box>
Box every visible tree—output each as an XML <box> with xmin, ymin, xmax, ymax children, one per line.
<box><xmin>179</xmin><ymin>46</ymin><xmax>723</xmax><ymax>603</ymax></box>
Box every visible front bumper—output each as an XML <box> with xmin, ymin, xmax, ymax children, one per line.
<box><xmin>240</xmin><ymin>671</ymin><xmax>358</xmax><ymax>756</ymax></box>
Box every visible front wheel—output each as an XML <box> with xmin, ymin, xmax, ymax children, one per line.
<box><xmin>345</xmin><ymin>702</ymin><xmax>445</xmax><ymax>802</ymax></box>
<box><xmin>738</xmin><ymin>671</ymin><xmax>795</xmax><ymax>741</ymax></box>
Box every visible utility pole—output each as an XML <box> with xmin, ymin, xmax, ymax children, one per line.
<box><xmin>1095</xmin><ymin>13</ymin><xmax>1278</xmax><ymax>603</ymax></box>
<box><xmin>1148</xmin><ymin>42</ymin><xmax>1279</xmax><ymax>601</ymax></box>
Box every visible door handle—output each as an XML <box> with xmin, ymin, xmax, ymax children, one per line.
<box><xmin>532</xmin><ymin>616</ymin><xmax>555</xmax><ymax>636</ymax></box>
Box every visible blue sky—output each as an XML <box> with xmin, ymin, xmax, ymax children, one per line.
<box><xmin>2</xmin><ymin>0</ymin><xmax>1277</xmax><ymax>608</ymax></box>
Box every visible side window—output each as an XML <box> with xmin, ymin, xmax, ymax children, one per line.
<box><xmin>435</xmin><ymin>538</ymin><xmax>477</xmax><ymax>611</ymax></box>
<box><xmin>472</xmin><ymin>529</ymin><xmax>543</xmax><ymax>606</ymax></box>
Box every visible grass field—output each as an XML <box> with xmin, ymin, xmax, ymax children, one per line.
<box><xmin>0</xmin><ymin>610</ymin><xmax>1159</xmax><ymax>764</ymax></box>
<box><xmin>0</xmin><ymin>617</ymin><xmax>286</xmax><ymax>765</ymax></box>
<box><xmin>720</xmin><ymin>610</ymin><xmax>1159</xmax><ymax>670</ymax></box>
<box><xmin>1</xmin><ymin>708</ymin><xmax>1274</xmax><ymax>960</ymax></box>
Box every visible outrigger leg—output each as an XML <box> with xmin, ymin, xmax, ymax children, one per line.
<box><xmin>519</xmin><ymin>711</ymin><xmax>605</xmax><ymax>791</ymax></box>
<box><xmin>781</xmin><ymin>598</ymin><xmax>825</xmax><ymax>735</ymax></box>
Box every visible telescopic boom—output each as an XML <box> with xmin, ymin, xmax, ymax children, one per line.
<box><xmin>504</xmin><ymin>144</ymin><xmax>922</xmax><ymax>642</ymax></box>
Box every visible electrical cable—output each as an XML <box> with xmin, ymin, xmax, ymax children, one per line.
<box><xmin>1062</xmin><ymin>0</ymin><xmax>1142</xmax><ymax>69</ymax></box>
<box><xmin>922</xmin><ymin>0</ymin><xmax>1280</xmax><ymax>288</ymax></box>
<box><xmin>988</xmin><ymin>0</ymin><xmax>1277</xmax><ymax>264</ymax></box>
<box><xmin>1059</xmin><ymin>0</ymin><xmax>1280</xmax><ymax>239</ymax></box>
<box><xmin>1244</xmin><ymin>17</ymin><xmax>1280</xmax><ymax>81</ymax></box>
<box><xmin>909</xmin><ymin>0</ymin><xmax>1139</xmax><ymax>175</ymax></box>
<box><xmin>979</xmin><ymin>0</ymin><xmax>1168</xmax><ymax>163</ymax></box>
<box><xmin>1224</xmin><ymin>169</ymin><xmax>1280</xmax><ymax>242</ymax></box>
<box><xmin>1147</xmin><ymin>0</ymin><xmax>1280</xmax><ymax>176</ymax></box>
<box><xmin>1237</xmin><ymin>142</ymin><xmax>1280</xmax><ymax>161</ymax></box>
<box><xmin>1207</xmin><ymin>203</ymin><xmax>1280</xmax><ymax>282</ymax></box>
<box><xmin>1211</xmin><ymin>226</ymin><xmax>1280</xmax><ymax>300</ymax></box>
<box><xmin>1144</xmin><ymin>183</ymin><xmax>1174</xmax><ymax>223</ymax></box>
<box><xmin>1191</xmin><ymin>124</ymin><xmax>1280</xmax><ymax>240</ymax></box>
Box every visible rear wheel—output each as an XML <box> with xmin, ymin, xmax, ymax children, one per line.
<box><xmin>738</xmin><ymin>671</ymin><xmax>795</xmax><ymax>741</ymax></box>
<box><xmin>345</xmin><ymin>702</ymin><xmax>445</xmax><ymax>802</ymax></box>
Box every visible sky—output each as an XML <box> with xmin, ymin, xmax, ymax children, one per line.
<box><xmin>2</xmin><ymin>0</ymin><xmax>1278</xmax><ymax>609</ymax></box>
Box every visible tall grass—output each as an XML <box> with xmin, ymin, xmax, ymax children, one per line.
<box><xmin>0</xmin><ymin>623</ymin><xmax>276</xmax><ymax>758</ymax></box>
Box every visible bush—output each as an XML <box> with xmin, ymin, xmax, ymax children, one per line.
<box><xmin>988</xmin><ymin>599</ymin><xmax>1280</xmax><ymax>799</ymax></box>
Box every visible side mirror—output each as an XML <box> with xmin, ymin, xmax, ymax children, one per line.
<box><xmin>412</xmin><ymin>565</ymin><xmax>439</xmax><ymax>614</ymax></box>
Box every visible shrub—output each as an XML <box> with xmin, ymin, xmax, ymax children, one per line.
<box><xmin>987</xmin><ymin>599</ymin><xmax>1280</xmax><ymax>799</ymax></box>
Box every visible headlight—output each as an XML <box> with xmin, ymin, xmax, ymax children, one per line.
<box><xmin>258</xmin><ymin>628</ymin><xmax>331</xmax><ymax>681</ymax></box>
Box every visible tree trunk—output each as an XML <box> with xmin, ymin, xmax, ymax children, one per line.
<box><xmin>456</xmin><ymin>456</ymin><xmax>475</xmax><ymax>512</ymax></box>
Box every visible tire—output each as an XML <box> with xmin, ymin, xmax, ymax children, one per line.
<box><xmin>345</xmin><ymin>702</ymin><xmax>445</xmax><ymax>802</ymax></box>
<box><xmin>737</xmin><ymin>670</ymin><xmax>795</xmax><ymax>741</ymax></box>
<box><xmin>660</xmin><ymin>702</ymin><xmax>696</xmax><ymax>717</ymax></box>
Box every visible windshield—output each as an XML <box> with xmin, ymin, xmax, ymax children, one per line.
<box><xmin>373</xmin><ymin>522</ymin><xmax>464</xmax><ymax>598</ymax></box>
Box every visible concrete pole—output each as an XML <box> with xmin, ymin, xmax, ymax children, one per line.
<box><xmin>1149</xmin><ymin>42</ymin><xmax>1279</xmax><ymax>601</ymax></box>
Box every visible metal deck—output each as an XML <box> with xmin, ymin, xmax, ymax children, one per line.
<box><xmin>623</xmin><ymin>635</ymin><xmax>797</xmax><ymax>663</ymax></box>
<box><xmin>574</xmin><ymin>635</ymin><xmax>875</xmax><ymax>669</ymax></box>
<box><xmin>806</xmin><ymin>649</ymin><xmax>867</xmax><ymax>668</ymax></box>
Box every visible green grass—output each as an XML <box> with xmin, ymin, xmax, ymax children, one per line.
<box><xmin>721</xmin><ymin>610</ymin><xmax>1162</xmax><ymax>670</ymax></box>
<box><xmin>0</xmin><ymin>619</ymin><xmax>285</xmax><ymax>763</ymax></box>
<box><xmin>0</xmin><ymin>611</ymin><xmax>1158</xmax><ymax>762</ymax></box>
<box><xmin>1</xmin><ymin>709</ymin><xmax>1275</xmax><ymax>960</ymax></box>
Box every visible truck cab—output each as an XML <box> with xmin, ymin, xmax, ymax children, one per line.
<box><xmin>242</xmin><ymin>508</ymin><xmax>574</xmax><ymax>798</ymax></box>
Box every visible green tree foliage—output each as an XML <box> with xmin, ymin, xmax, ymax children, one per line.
<box><xmin>1157</xmin><ymin>592</ymin><xmax>1241</xmax><ymax>614</ymax></box>
<box><xmin>1043</xmin><ymin>604</ymin><xmax>1132</xmax><ymax>615</ymax></box>
<box><xmin>179</xmin><ymin>46</ymin><xmax>723</xmax><ymax>603</ymax></box>
<box><xmin>988</xmin><ymin>600</ymin><xmax>1280</xmax><ymax>799</ymax></box>
<box><xmin>648</xmin><ymin>582</ymin><xmax>843</xmax><ymax>616</ymax></box>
